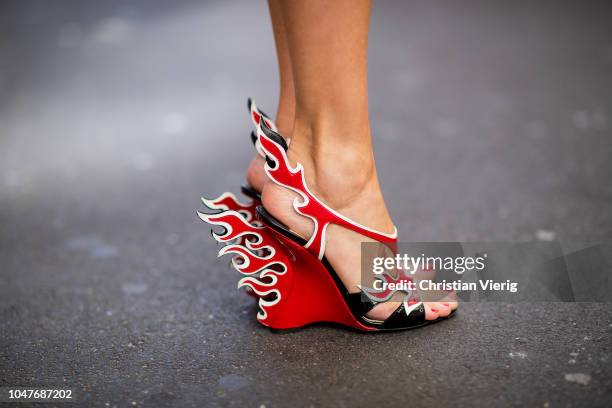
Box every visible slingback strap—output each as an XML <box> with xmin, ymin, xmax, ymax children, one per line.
<box><xmin>257</xmin><ymin>120</ymin><xmax>398</xmax><ymax>260</ymax></box>
<box><xmin>248</xmin><ymin>98</ymin><xmax>278</xmax><ymax>157</ymax></box>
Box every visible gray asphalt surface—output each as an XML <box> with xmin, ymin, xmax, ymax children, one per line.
<box><xmin>1</xmin><ymin>1</ymin><xmax>611</xmax><ymax>407</ymax></box>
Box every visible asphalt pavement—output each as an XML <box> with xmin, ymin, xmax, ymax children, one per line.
<box><xmin>0</xmin><ymin>1</ymin><xmax>611</xmax><ymax>407</ymax></box>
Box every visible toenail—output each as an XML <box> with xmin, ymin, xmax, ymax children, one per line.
<box><xmin>431</xmin><ymin>308</ymin><xmax>438</xmax><ymax>313</ymax></box>
<box><xmin>443</xmin><ymin>303</ymin><xmax>449</xmax><ymax>307</ymax></box>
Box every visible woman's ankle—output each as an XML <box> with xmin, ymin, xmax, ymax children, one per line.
<box><xmin>261</xmin><ymin>110</ymin><xmax>395</xmax><ymax>234</ymax></box>
<box><xmin>286</xmin><ymin>118</ymin><xmax>378</xmax><ymax>210</ymax></box>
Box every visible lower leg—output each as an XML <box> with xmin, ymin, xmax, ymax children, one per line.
<box><xmin>270</xmin><ymin>0</ymin><xmax>391</xmax><ymax>232</ymax></box>
<box><xmin>268</xmin><ymin>0</ymin><xmax>295</xmax><ymax>136</ymax></box>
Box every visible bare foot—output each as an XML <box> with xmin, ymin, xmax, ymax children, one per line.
<box><xmin>246</xmin><ymin>155</ymin><xmax>267</xmax><ymax>193</ymax></box>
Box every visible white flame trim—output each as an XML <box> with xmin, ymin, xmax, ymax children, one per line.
<box><xmin>200</xmin><ymin>197</ymin><xmax>289</xmax><ymax>324</ymax></box>
<box><xmin>197</xmin><ymin>210</ymin><xmax>264</xmax><ymax>244</ymax></box>
<box><xmin>219</xmin><ymin>244</ymin><xmax>287</xmax><ymax>276</ymax></box>
<box><xmin>238</xmin><ymin>269</ymin><xmax>285</xmax><ymax>321</ymax></box>
<box><xmin>250</xmin><ymin>99</ymin><xmax>278</xmax><ymax>157</ymax></box>
<box><xmin>201</xmin><ymin>193</ymin><xmax>255</xmax><ymax>223</ymax></box>
<box><xmin>403</xmin><ymin>301</ymin><xmax>423</xmax><ymax>316</ymax></box>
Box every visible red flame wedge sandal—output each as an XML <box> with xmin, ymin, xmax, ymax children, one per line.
<box><xmin>199</xmin><ymin>118</ymin><xmax>456</xmax><ymax>331</ymax></box>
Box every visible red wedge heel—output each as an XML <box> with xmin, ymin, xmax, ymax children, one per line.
<box><xmin>198</xmin><ymin>207</ymin><xmax>374</xmax><ymax>330</ymax></box>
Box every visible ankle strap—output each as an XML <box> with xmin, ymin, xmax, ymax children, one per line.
<box><xmin>257</xmin><ymin>120</ymin><xmax>397</xmax><ymax>260</ymax></box>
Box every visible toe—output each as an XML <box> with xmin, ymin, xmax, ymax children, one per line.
<box><xmin>246</xmin><ymin>155</ymin><xmax>266</xmax><ymax>192</ymax></box>
<box><xmin>441</xmin><ymin>291</ymin><xmax>459</xmax><ymax>311</ymax></box>
<box><xmin>433</xmin><ymin>302</ymin><xmax>452</xmax><ymax>317</ymax></box>
<box><xmin>425</xmin><ymin>301</ymin><xmax>454</xmax><ymax>319</ymax></box>
<box><xmin>443</xmin><ymin>301</ymin><xmax>459</xmax><ymax>311</ymax></box>
<box><xmin>424</xmin><ymin>303</ymin><xmax>441</xmax><ymax>320</ymax></box>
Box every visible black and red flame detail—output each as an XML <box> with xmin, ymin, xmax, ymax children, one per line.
<box><xmin>198</xmin><ymin>209</ymin><xmax>292</xmax><ymax>323</ymax></box>
<box><xmin>248</xmin><ymin>98</ymin><xmax>277</xmax><ymax>133</ymax></box>
<box><xmin>201</xmin><ymin>192</ymin><xmax>259</xmax><ymax>224</ymax></box>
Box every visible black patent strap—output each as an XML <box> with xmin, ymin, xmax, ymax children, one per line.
<box><xmin>380</xmin><ymin>302</ymin><xmax>426</xmax><ymax>330</ymax></box>
<box><xmin>346</xmin><ymin>293</ymin><xmax>377</xmax><ymax>317</ymax></box>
